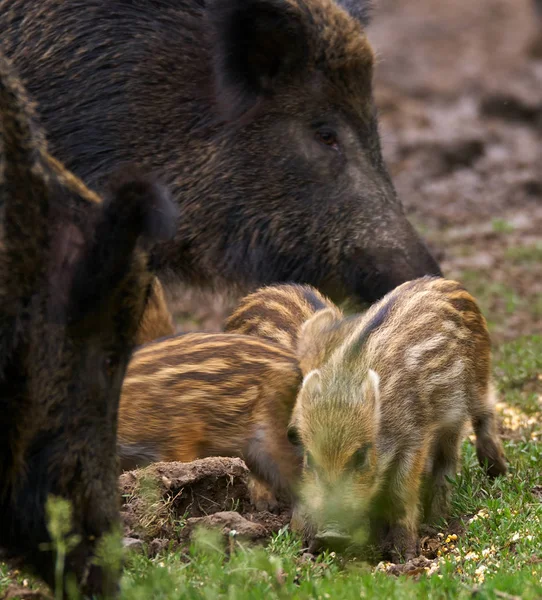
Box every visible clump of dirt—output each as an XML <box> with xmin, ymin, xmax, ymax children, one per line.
<box><xmin>379</xmin><ymin>555</ymin><xmax>438</xmax><ymax>578</ymax></box>
<box><xmin>120</xmin><ymin>457</ymin><xmax>290</xmax><ymax>555</ymax></box>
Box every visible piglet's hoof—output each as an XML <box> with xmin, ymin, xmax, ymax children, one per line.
<box><xmin>382</xmin><ymin>526</ymin><xmax>419</xmax><ymax>564</ymax></box>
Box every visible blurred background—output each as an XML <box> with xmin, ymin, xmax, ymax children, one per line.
<box><xmin>171</xmin><ymin>0</ymin><xmax>542</xmax><ymax>346</ymax></box>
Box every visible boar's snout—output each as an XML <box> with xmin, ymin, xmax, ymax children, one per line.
<box><xmin>344</xmin><ymin>231</ymin><xmax>442</xmax><ymax>304</ymax></box>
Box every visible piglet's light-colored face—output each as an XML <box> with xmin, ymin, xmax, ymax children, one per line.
<box><xmin>289</xmin><ymin>366</ymin><xmax>381</xmax><ymax>550</ymax></box>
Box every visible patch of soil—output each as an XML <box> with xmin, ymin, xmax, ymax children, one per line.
<box><xmin>0</xmin><ymin>586</ymin><xmax>49</xmax><ymax>600</ymax></box>
<box><xmin>532</xmin><ymin>486</ymin><xmax>542</xmax><ymax>502</ymax></box>
<box><xmin>120</xmin><ymin>458</ymin><xmax>290</xmax><ymax>555</ymax></box>
<box><xmin>382</xmin><ymin>556</ymin><xmax>437</xmax><ymax>578</ymax></box>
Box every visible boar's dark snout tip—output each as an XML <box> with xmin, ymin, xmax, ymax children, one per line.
<box><xmin>138</xmin><ymin>181</ymin><xmax>178</xmax><ymax>244</ymax></box>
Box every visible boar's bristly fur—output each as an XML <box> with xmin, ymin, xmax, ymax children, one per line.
<box><xmin>0</xmin><ymin>53</ymin><xmax>177</xmax><ymax>598</ymax></box>
<box><xmin>118</xmin><ymin>332</ymin><xmax>303</xmax><ymax>507</ymax></box>
<box><xmin>1</xmin><ymin>0</ymin><xmax>440</xmax><ymax>304</ymax></box>
<box><xmin>290</xmin><ymin>276</ymin><xmax>507</xmax><ymax>561</ymax></box>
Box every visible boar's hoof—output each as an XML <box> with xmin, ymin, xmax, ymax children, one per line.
<box><xmin>82</xmin><ymin>563</ymin><xmax>120</xmax><ymax>599</ymax></box>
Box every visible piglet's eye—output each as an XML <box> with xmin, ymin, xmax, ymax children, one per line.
<box><xmin>315</xmin><ymin>128</ymin><xmax>339</xmax><ymax>151</ymax></box>
<box><xmin>350</xmin><ymin>443</ymin><xmax>372</xmax><ymax>471</ymax></box>
<box><xmin>287</xmin><ymin>426</ymin><xmax>301</xmax><ymax>447</ymax></box>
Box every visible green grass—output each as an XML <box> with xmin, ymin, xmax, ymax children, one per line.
<box><xmin>1</xmin><ymin>339</ymin><xmax>541</xmax><ymax>600</ymax></box>
<box><xmin>491</xmin><ymin>219</ymin><xmax>516</xmax><ymax>234</ymax></box>
<box><xmin>459</xmin><ymin>271</ymin><xmax>522</xmax><ymax>323</ymax></box>
<box><xmin>505</xmin><ymin>243</ymin><xmax>542</xmax><ymax>265</ymax></box>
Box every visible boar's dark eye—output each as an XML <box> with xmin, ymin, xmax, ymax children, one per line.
<box><xmin>350</xmin><ymin>443</ymin><xmax>372</xmax><ymax>471</ymax></box>
<box><xmin>287</xmin><ymin>426</ymin><xmax>302</xmax><ymax>447</ymax></box>
<box><xmin>103</xmin><ymin>354</ymin><xmax>120</xmax><ymax>378</ymax></box>
<box><xmin>315</xmin><ymin>127</ymin><xmax>339</xmax><ymax>151</ymax></box>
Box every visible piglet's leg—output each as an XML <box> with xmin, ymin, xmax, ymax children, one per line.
<box><xmin>244</xmin><ymin>427</ymin><xmax>301</xmax><ymax>507</ymax></box>
<box><xmin>380</xmin><ymin>446</ymin><xmax>428</xmax><ymax>563</ymax></box>
<box><xmin>423</xmin><ymin>427</ymin><xmax>463</xmax><ymax>523</ymax></box>
<box><xmin>471</xmin><ymin>387</ymin><xmax>507</xmax><ymax>478</ymax></box>
<box><xmin>247</xmin><ymin>476</ymin><xmax>279</xmax><ymax>513</ymax></box>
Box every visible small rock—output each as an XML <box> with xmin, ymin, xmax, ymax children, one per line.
<box><xmin>122</xmin><ymin>537</ymin><xmax>144</xmax><ymax>552</ymax></box>
<box><xmin>147</xmin><ymin>538</ymin><xmax>171</xmax><ymax>557</ymax></box>
<box><xmin>184</xmin><ymin>511</ymin><xmax>267</xmax><ymax>542</ymax></box>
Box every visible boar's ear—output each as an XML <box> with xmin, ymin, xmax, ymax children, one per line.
<box><xmin>297</xmin><ymin>308</ymin><xmax>344</xmax><ymax>373</ymax></box>
<box><xmin>207</xmin><ymin>0</ymin><xmax>309</xmax><ymax>121</ymax></box>
<box><xmin>301</xmin><ymin>369</ymin><xmax>322</xmax><ymax>400</ymax></box>
<box><xmin>67</xmin><ymin>170</ymin><xmax>178</xmax><ymax>323</ymax></box>
<box><xmin>47</xmin><ymin>214</ymin><xmax>91</xmax><ymax>319</ymax></box>
<box><xmin>335</xmin><ymin>0</ymin><xmax>373</xmax><ymax>27</ymax></box>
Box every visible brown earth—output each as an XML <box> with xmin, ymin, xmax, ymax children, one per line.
<box><xmin>0</xmin><ymin>588</ymin><xmax>49</xmax><ymax>600</ymax></box>
<box><xmin>370</xmin><ymin>0</ymin><xmax>542</xmax><ymax>344</ymax></box>
<box><xmin>120</xmin><ymin>458</ymin><xmax>290</xmax><ymax>556</ymax></box>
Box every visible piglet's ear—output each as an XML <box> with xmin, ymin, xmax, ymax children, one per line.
<box><xmin>297</xmin><ymin>307</ymin><xmax>344</xmax><ymax>373</ymax></box>
<box><xmin>68</xmin><ymin>170</ymin><xmax>178</xmax><ymax>323</ymax></box>
<box><xmin>300</xmin><ymin>308</ymin><xmax>340</xmax><ymax>342</ymax></box>
<box><xmin>301</xmin><ymin>369</ymin><xmax>322</xmax><ymax>400</ymax></box>
<box><xmin>207</xmin><ymin>0</ymin><xmax>309</xmax><ymax>121</ymax></box>
<box><xmin>362</xmin><ymin>368</ymin><xmax>380</xmax><ymax>424</ymax></box>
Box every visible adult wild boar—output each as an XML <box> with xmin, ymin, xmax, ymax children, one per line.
<box><xmin>0</xmin><ymin>0</ymin><xmax>441</xmax><ymax>304</ymax></box>
<box><xmin>0</xmin><ymin>53</ymin><xmax>177</xmax><ymax>597</ymax></box>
